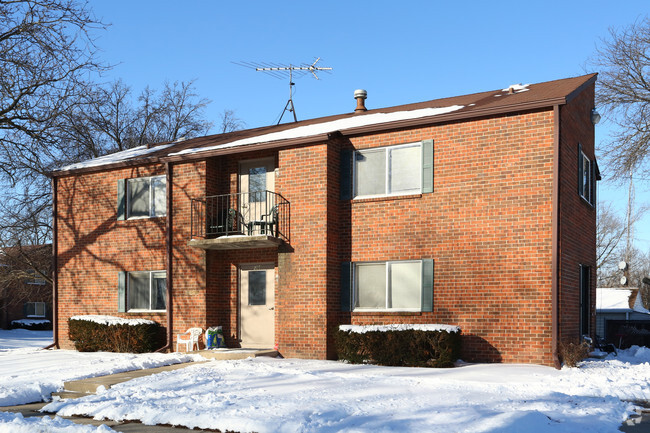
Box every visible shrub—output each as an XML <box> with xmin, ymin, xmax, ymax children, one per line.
<box><xmin>11</xmin><ymin>319</ymin><xmax>52</xmax><ymax>330</ymax></box>
<box><xmin>68</xmin><ymin>316</ymin><xmax>163</xmax><ymax>353</ymax></box>
<box><xmin>558</xmin><ymin>340</ymin><xmax>591</xmax><ymax>367</ymax></box>
<box><xmin>336</xmin><ymin>325</ymin><xmax>461</xmax><ymax>368</ymax></box>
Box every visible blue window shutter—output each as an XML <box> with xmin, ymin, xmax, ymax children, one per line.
<box><xmin>421</xmin><ymin>140</ymin><xmax>434</xmax><ymax>194</ymax></box>
<box><xmin>341</xmin><ymin>262</ymin><xmax>353</xmax><ymax>311</ymax></box>
<box><xmin>340</xmin><ymin>150</ymin><xmax>352</xmax><ymax>200</ymax></box>
<box><xmin>118</xmin><ymin>271</ymin><xmax>127</xmax><ymax>312</ymax></box>
<box><xmin>421</xmin><ymin>259</ymin><xmax>434</xmax><ymax>312</ymax></box>
<box><xmin>591</xmin><ymin>158</ymin><xmax>596</xmax><ymax>205</ymax></box>
<box><xmin>117</xmin><ymin>179</ymin><xmax>126</xmax><ymax>221</ymax></box>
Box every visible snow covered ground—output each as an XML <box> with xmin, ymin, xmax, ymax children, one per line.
<box><xmin>0</xmin><ymin>329</ymin><xmax>202</xmax><ymax>407</ymax></box>
<box><xmin>43</xmin><ymin>349</ymin><xmax>650</xmax><ymax>433</ymax></box>
<box><xmin>2</xmin><ymin>330</ymin><xmax>650</xmax><ymax>432</ymax></box>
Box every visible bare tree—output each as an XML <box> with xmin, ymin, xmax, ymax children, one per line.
<box><xmin>590</xmin><ymin>17</ymin><xmax>650</xmax><ymax>180</ymax></box>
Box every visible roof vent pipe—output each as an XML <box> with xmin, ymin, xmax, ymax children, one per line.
<box><xmin>354</xmin><ymin>89</ymin><xmax>367</xmax><ymax>112</ymax></box>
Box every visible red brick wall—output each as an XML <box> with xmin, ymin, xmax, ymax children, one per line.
<box><xmin>56</xmin><ymin>161</ymin><xmax>210</xmax><ymax>348</ymax></box>
<box><xmin>336</xmin><ymin>110</ymin><xmax>556</xmax><ymax>365</ymax></box>
<box><xmin>558</xmin><ymin>83</ymin><xmax>597</xmax><ymax>342</ymax></box>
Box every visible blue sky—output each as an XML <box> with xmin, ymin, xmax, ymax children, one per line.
<box><xmin>90</xmin><ymin>1</ymin><xmax>649</xmax><ymax>249</ymax></box>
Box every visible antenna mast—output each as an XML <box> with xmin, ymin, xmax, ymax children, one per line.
<box><xmin>235</xmin><ymin>58</ymin><xmax>332</xmax><ymax>124</ymax></box>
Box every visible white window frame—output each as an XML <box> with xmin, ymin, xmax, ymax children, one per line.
<box><xmin>579</xmin><ymin>150</ymin><xmax>594</xmax><ymax>205</ymax></box>
<box><xmin>353</xmin><ymin>260</ymin><xmax>422</xmax><ymax>312</ymax></box>
<box><xmin>25</xmin><ymin>301</ymin><xmax>46</xmax><ymax>318</ymax></box>
<box><xmin>126</xmin><ymin>175</ymin><xmax>166</xmax><ymax>219</ymax></box>
<box><xmin>353</xmin><ymin>142</ymin><xmax>422</xmax><ymax>199</ymax></box>
<box><xmin>127</xmin><ymin>270</ymin><xmax>166</xmax><ymax>312</ymax></box>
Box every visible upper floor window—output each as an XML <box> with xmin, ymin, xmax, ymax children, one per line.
<box><xmin>118</xmin><ymin>175</ymin><xmax>166</xmax><ymax>220</ymax></box>
<box><xmin>354</xmin><ymin>143</ymin><xmax>422</xmax><ymax>198</ymax></box>
<box><xmin>578</xmin><ymin>145</ymin><xmax>595</xmax><ymax>206</ymax></box>
<box><xmin>26</xmin><ymin>269</ymin><xmax>46</xmax><ymax>285</ymax></box>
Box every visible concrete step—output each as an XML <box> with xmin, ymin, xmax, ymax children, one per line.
<box><xmin>196</xmin><ymin>349</ymin><xmax>278</xmax><ymax>360</ymax></box>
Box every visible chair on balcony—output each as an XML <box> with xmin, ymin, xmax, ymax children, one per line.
<box><xmin>209</xmin><ymin>208</ymin><xmax>244</xmax><ymax>236</ymax></box>
<box><xmin>248</xmin><ymin>205</ymin><xmax>279</xmax><ymax>236</ymax></box>
<box><xmin>176</xmin><ymin>327</ymin><xmax>203</xmax><ymax>352</ymax></box>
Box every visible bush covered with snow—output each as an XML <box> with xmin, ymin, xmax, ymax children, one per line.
<box><xmin>10</xmin><ymin>318</ymin><xmax>52</xmax><ymax>330</ymax></box>
<box><xmin>69</xmin><ymin>316</ymin><xmax>162</xmax><ymax>353</ymax></box>
<box><xmin>336</xmin><ymin>324</ymin><xmax>461</xmax><ymax>368</ymax></box>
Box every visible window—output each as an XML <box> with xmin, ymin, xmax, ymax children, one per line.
<box><xmin>343</xmin><ymin>260</ymin><xmax>434</xmax><ymax>312</ymax></box>
<box><xmin>25</xmin><ymin>301</ymin><xmax>46</xmax><ymax>318</ymax></box>
<box><xmin>26</xmin><ymin>269</ymin><xmax>46</xmax><ymax>285</ymax></box>
<box><xmin>249</xmin><ymin>167</ymin><xmax>267</xmax><ymax>203</ymax></box>
<box><xmin>127</xmin><ymin>271</ymin><xmax>166</xmax><ymax>312</ymax></box>
<box><xmin>354</xmin><ymin>143</ymin><xmax>422</xmax><ymax>198</ymax></box>
<box><xmin>126</xmin><ymin>176</ymin><xmax>166</xmax><ymax>218</ymax></box>
<box><xmin>578</xmin><ymin>146</ymin><xmax>595</xmax><ymax>206</ymax></box>
<box><xmin>248</xmin><ymin>270</ymin><xmax>267</xmax><ymax>305</ymax></box>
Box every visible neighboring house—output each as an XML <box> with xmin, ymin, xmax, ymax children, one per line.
<box><xmin>50</xmin><ymin>74</ymin><xmax>599</xmax><ymax>366</ymax></box>
<box><xmin>0</xmin><ymin>245</ymin><xmax>52</xmax><ymax>329</ymax></box>
<box><xmin>596</xmin><ymin>287</ymin><xmax>650</xmax><ymax>341</ymax></box>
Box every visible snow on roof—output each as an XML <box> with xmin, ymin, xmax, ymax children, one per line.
<box><xmin>70</xmin><ymin>315</ymin><xmax>157</xmax><ymax>326</ymax></box>
<box><xmin>169</xmin><ymin>105</ymin><xmax>464</xmax><ymax>157</ymax></box>
<box><xmin>339</xmin><ymin>324</ymin><xmax>460</xmax><ymax>334</ymax></box>
<box><xmin>502</xmin><ymin>83</ymin><xmax>531</xmax><ymax>93</ymax></box>
<box><xmin>597</xmin><ymin>288</ymin><xmax>650</xmax><ymax>314</ymax></box>
<box><xmin>59</xmin><ymin>142</ymin><xmax>178</xmax><ymax>172</ymax></box>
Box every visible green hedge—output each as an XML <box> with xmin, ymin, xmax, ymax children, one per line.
<box><xmin>336</xmin><ymin>326</ymin><xmax>461</xmax><ymax>368</ymax></box>
<box><xmin>68</xmin><ymin>317</ymin><xmax>163</xmax><ymax>353</ymax></box>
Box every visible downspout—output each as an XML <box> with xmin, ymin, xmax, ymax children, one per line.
<box><xmin>44</xmin><ymin>177</ymin><xmax>59</xmax><ymax>349</ymax></box>
<box><xmin>157</xmin><ymin>162</ymin><xmax>174</xmax><ymax>352</ymax></box>
<box><xmin>551</xmin><ymin>104</ymin><xmax>561</xmax><ymax>369</ymax></box>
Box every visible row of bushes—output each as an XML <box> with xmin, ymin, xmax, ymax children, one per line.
<box><xmin>68</xmin><ymin>317</ymin><xmax>163</xmax><ymax>353</ymax></box>
<box><xmin>11</xmin><ymin>319</ymin><xmax>52</xmax><ymax>330</ymax></box>
<box><xmin>336</xmin><ymin>326</ymin><xmax>461</xmax><ymax>368</ymax></box>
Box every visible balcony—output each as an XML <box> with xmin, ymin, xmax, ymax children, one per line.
<box><xmin>189</xmin><ymin>191</ymin><xmax>290</xmax><ymax>250</ymax></box>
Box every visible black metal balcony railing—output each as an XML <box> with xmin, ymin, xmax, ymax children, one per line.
<box><xmin>191</xmin><ymin>191</ymin><xmax>290</xmax><ymax>243</ymax></box>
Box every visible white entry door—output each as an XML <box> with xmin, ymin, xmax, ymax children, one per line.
<box><xmin>239</xmin><ymin>264</ymin><xmax>275</xmax><ymax>348</ymax></box>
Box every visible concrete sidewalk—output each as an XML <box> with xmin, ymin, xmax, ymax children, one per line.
<box><xmin>54</xmin><ymin>348</ymin><xmax>277</xmax><ymax>399</ymax></box>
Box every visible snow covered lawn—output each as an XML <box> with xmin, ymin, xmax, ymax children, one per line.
<box><xmin>42</xmin><ymin>349</ymin><xmax>650</xmax><ymax>433</ymax></box>
<box><xmin>0</xmin><ymin>329</ymin><xmax>203</xmax><ymax>407</ymax></box>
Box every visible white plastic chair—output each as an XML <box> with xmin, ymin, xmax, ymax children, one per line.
<box><xmin>176</xmin><ymin>327</ymin><xmax>203</xmax><ymax>352</ymax></box>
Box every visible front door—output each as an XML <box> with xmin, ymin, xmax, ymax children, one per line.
<box><xmin>239</xmin><ymin>158</ymin><xmax>275</xmax><ymax>235</ymax></box>
<box><xmin>239</xmin><ymin>264</ymin><xmax>275</xmax><ymax>348</ymax></box>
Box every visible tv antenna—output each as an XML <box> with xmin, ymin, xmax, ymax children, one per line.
<box><xmin>234</xmin><ymin>57</ymin><xmax>332</xmax><ymax>124</ymax></box>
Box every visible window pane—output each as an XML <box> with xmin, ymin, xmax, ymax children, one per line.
<box><xmin>390</xmin><ymin>145</ymin><xmax>421</xmax><ymax>194</ymax></box>
<box><xmin>390</xmin><ymin>262</ymin><xmax>422</xmax><ymax>309</ymax></box>
<box><xmin>582</xmin><ymin>156</ymin><xmax>591</xmax><ymax>202</ymax></box>
<box><xmin>152</xmin><ymin>272</ymin><xmax>167</xmax><ymax>310</ymax></box>
<box><xmin>151</xmin><ymin>177</ymin><xmax>166</xmax><ymax>217</ymax></box>
<box><xmin>25</xmin><ymin>302</ymin><xmax>35</xmax><ymax>317</ymax></box>
<box><xmin>249</xmin><ymin>167</ymin><xmax>266</xmax><ymax>203</ymax></box>
<box><xmin>128</xmin><ymin>178</ymin><xmax>150</xmax><ymax>218</ymax></box>
<box><xmin>248</xmin><ymin>271</ymin><xmax>266</xmax><ymax>305</ymax></box>
<box><xmin>356</xmin><ymin>263</ymin><xmax>386</xmax><ymax>308</ymax></box>
<box><xmin>128</xmin><ymin>272</ymin><xmax>150</xmax><ymax>310</ymax></box>
<box><xmin>35</xmin><ymin>302</ymin><xmax>46</xmax><ymax>316</ymax></box>
<box><xmin>355</xmin><ymin>150</ymin><xmax>386</xmax><ymax>197</ymax></box>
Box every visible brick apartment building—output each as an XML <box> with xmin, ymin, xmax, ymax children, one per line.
<box><xmin>50</xmin><ymin>73</ymin><xmax>599</xmax><ymax>366</ymax></box>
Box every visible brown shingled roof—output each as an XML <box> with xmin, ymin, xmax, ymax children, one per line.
<box><xmin>52</xmin><ymin>73</ymin><xmax>597</xmax><ymax>177</ymax></box>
